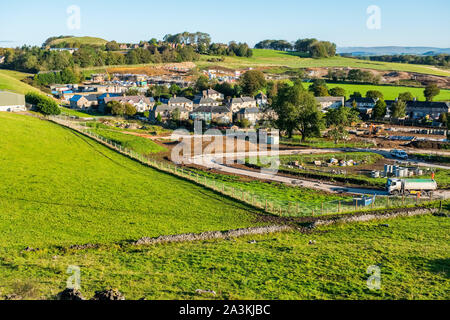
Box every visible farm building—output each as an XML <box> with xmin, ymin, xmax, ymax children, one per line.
<box><xmin>69</xmin><ymin>94</ymin><xmax>99</xmax><ymax>110</ymax></box>
<box><xmin>0</xmin><ymin>91</ymin><xmax>26</xmax><ymax>112</ymax></box>
<box><xmin>316</xmin><ymin>96</ymin><xmax>345</xmax><ymax>112</ymax></box>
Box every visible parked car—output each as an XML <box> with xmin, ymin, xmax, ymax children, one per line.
<box><xmin>390</xmin><ymin>149</ymin><xmax>408</xmax><ymax>160</ymax></box>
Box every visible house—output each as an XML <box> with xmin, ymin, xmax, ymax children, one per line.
<box><xmin>228</xmin><ymin>97</ymin><xmax>257</xmax><ymax>113</ymax></box>
<box><xmin>345</xmin><ymin>97</ymin><xmax>378</xmax><ymax>114</ymax></box>
<box><xmin>255</xmin><ymin>93</ymin><xmax>268</xmax><ymax>107</ymax></box>
<box><xmin>202</xmin><ymin>88</ymin><xmax>224</xmax><ymax>101</ymax></box>
<box><xmin>91</xmin><ymin>74</ymin><xmax>107</xmax><ymax>83</ymax></box>
<box><xmin>315</xmin><ymin>97</ymin><xmax>345</xmax><ymax>112</ymax></box>
<box><xmin>236</xmin><ymin>107</ymin><xmax>263</xmax><ymax>125</ymax></box>
<box><xmin>0</xmin><ymin>91</ymin><xmax>26</xmax><ymax>112</ymax></box>
<box><xmin>103</xmin><ymin>96</ymin><xmax>154</xmax><ymax>113</ymax></box>
<box><xmin>190</xmin><ymin>105</ymin><xmax>232</xmax><ymax>124</ymax></box>
<box><xmin>193</xmin><ymin>97</ymin><xmax>221</xmax><ymax>107</ymax></box>
<box><xmin>69</xmin><ymin>94</ymin><xmax>99</xmax><ymax>110</ymax></box>
<box><xmin>168</xmin><ymin>96</ymin><xmax>194</xmax><ymax>111</ymax></box>
<box><xmin>151</xmin><ymin>104</ymin><xmax>189</xmax><ymax>122</ymax></box>
<box><xmin>405</xmin><ymin>101</ymin><xmax>450</xmax><ymax>120</ymax></box>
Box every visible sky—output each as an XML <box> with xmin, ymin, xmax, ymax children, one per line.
<box><xmin>1</xmin><ymin>0</ymin><xmax>449</xmax><ymax>48</ymax></box>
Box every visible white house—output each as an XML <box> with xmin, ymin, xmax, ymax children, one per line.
<box><xmin>0</xmin><ymin>91</ymin><xmax>26</xmax><ymax>112</ymax></box>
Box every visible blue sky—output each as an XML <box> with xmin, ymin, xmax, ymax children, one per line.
<box><xmin>1</xmin><ymin>0</ymin><xmax>449</xmax><ymax>48</ymax></box>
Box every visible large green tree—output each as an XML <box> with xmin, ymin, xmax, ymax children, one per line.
<box><xmin>373</xmin><ymin>99</ymin><xmax>387</xmax><ymax>119</ymax></box>
<box><xmin>424</xmin><ymin>84</ymin><xmax>440</xmax><ymax>102</ymax></box>
<box><xmin>272</xmin><ymin>82</ymin><xmax>324</xmax><ymax>140</ymax></box>
<box><xmin>239</xmin><ymin>70</ymin><xmax>267</xmax><ymax>95</ymax></box>
<box><xmin>391</xmin><ymin>100</ymin><xmax>407</xmax><ymax>119</ymax></box>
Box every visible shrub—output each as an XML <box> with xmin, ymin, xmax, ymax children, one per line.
<box><xmin>25</xmin><ymin>92</ymin><xmax>61</xmax><ymax>115</ymax></box>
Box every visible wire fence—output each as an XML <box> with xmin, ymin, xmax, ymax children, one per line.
<box><xmin>49</xmin><ymin>116</ymin><xmax>445</xmax><ymax>218</ymax></box>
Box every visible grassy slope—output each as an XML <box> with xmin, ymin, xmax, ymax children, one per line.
<box><xmin>0</xmin><ymin>113</ymin><xmax>262</xmax><ymax>250</ymax></box>
<box><xmin>0</xmin><ymin>70</ymin><xmax>43</xmax><ymax>95</ymax></box>
<box><xmin>198</xmin><ymin>49</ymin><xmax>450</xmax><ymax>77</ymax></box>
<box><xmin>304</xmin><ymin>82</ymin><xmax>450</xmax><ymax>101</ymax></box>
<box><xmin>1</xmin><ymin>214</ymin><xmax>448</xmax><ymax>300</ymax></box>
<box><xmin>49</xmin><ymin>36</ymin><xmax>108</xmax><ymax>46</ymax></box>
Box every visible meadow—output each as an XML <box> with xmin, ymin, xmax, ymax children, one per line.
<box><xmin>198</xmin><ymin>49</ymin><xmax>450</xmax><ymax>77</ymax></box>
<box><xmin>1</xmin><ymin>214</ymin><xmax>448</xmax><ymax>300</ymax></box>
<box><xmin>0</xmin><ymin>113</ymin><xmax>265</xmax><ymax>251</ymax></box>
<box><xmin>0</xmin><ymin>69</ymin><xmax>43</xmax><ymax>95</ymax></box>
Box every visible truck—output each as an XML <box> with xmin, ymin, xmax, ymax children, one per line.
<box><xmin>390</xmin><ymin>149</ymin><xmax>409</xmax><ymax>160</ymax></box>
<box><xmin>386</xmin><ymin>178</ymin><xmax>437</xmax><ymax>196</ymax></box>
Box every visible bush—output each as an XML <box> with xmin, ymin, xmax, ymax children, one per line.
<box><xmin>25</xmin><ymin>92</ymin><xmax>61</xmax><ymax>115</ymax></box>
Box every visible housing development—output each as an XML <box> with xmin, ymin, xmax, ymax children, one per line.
<box><xmin>0</xmin><ymin>0</ymin><xmax>449</xmax><ymax>309</ymax></box>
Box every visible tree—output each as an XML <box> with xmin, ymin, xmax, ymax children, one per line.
<box><xmin>398</xmin><ymin>92</ymin><xmax>414</xmax><ymax>102</ymax></box>
<box><xmin>171</xmin><ymin>108</ymin><xmax>181</xmax><ymax>122</ymax></box>
<box><xmin>125</xmin><ymin>88</ymin><xmax>140</xmax><ymax>96</ymax></box>
<box><xmin>350</xmin><ymin>92</ymin><xmax>362</xmax><ymax>99</ymax></box>
<box><xmin>238</xmin><ymin>118</ymin><xmax>251</xmax><ymax>129</ymax></box>
<box><xmin>124</xmin><ymin>103</ymin><xmax>137</xmax><ymax>117</ymax></box>
<box><xmin>325</xmin><ymin>106</ymin><xmax>360</xmax><ymax>128</ymax></box>
<box><xmin>424</xmin><ymin>84</ymin><xmax>440</xmax><ymax>102</ymax></box>
<box><xmin>373</xmin><ymin>99</ymin><xmax>387</xmax><ymax>119</ymax></box>
<box><xmin>366</xmin><ymin>90</ymin><xmax>384</xmax><ymax>101</ymax></box>
<box><xmin>195</xmin><ymin>75</ymin><xmax>210</xmax><ymax>92</ymax></box>
<box><xmin>109</xmin><ymin>101</ymin><xmax>125</xmax><ymax>116</ymax></box>
<box><xmin>156</xmin><ymin>113</ymin><xmax>162</xmax><ymax>123</ymax></box>
<box><xmin>272</xmin><ymin>82</ymin><xmax>324</xmax><ymax>140</ymax></box>
<box><xmin>329</xmin><ymin>126</ymin><xmax>348</xmax><ymax>145</ymax></box>
<box><xmin>106</xmin><ymin>41</ymin><xmax>120</xmax><ymax>51</ymax></box>
<box><xmin>308</xmin><ymin>79</ymin><xmax>329</xmax><ymax>97</ymax></box>
<box><xmin>239</xmin><ymin>70</ymin><xmax>267</xmax><ymax>95</ymax></box>
<box><xmin>25</xmin><ymin>92</ymin><xmax>61</xmax><ymax>115</ymax></box>
<box><xmin>391</xmin><ymin>100</ymin><xmax>407</xmax><ymax>119</ymax></box>
<box><xmin>439</xmin><ymin>112</ymin><xmax>448</xmax><ymax>126</ymax></box>
<box><xmin>329</xmin><ymin>87</ymin><xmax>346</xmax><ymax>97</ymax></box>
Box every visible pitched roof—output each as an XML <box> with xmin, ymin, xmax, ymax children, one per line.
<box><xmin>406</xmin><ymin>101</ymin><xmax>450</xmax><ymax>110</ymax></box>
<box><xmin>315</xmin><ymin>96</ymin><xmax>344</xmax><ymax>103</ymax></box>
<box><xmin>192</xmin><ymin>105</ymin><xmax>230</xmax><ymax>113</ymax></box>
<box><xmin>238</xmin><ymin>107</ymin><xmax>261</xmax><ymax>114</ymax></box>
<box><xmin>193</xmin><ymin>97</ymin><xmax>219</xmax><ymax>105</ymax></box>
<box><xmin>169</xmin><ymin>96</ymin><xmax>193</xmax><ymax>104</ymax></box>
<box><xmin>104</xmin><ymin>95</ymin><xmax>151</xmax><ymax>105</ymax></box>
<box><xmin>230</xmin><ymin>97</ymin><xmax>256</xmax><ymax>104</ymax></box>
<box><xmin>347</xmin><ymin>97</ymin><xmax>378</xmax><ymax>104</ymax></box>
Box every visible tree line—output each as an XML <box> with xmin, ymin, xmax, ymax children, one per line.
<box><xmin>356</xmin><ymin>54</ymin><xmax>450</xmax><ymax>67</ymax></box>
<box><xmin>254</xmin><ymin>38</ymin><xmax>337</xmax><ymax>58</ymax></box>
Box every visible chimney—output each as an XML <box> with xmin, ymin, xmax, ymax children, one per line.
<box><xmin>413</xmin><ymin>98</ymin><xmax>417</xmax><ymax>102</ymax></box>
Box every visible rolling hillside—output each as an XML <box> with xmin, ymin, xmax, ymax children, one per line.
<box><xmin>0</xmin><ymin>69</ymin><xmax>43</xmax><ymax>94</ymax></box>
<box><xmin>48</xmin><ymin>36</ymin><xmax>108</xmax><ymax>47</ymax></box>
<box><xmin>198</xmin><ymin>49</ymin><xmax>450</xmax><ymax>77</ymax></box>
<box><xmin>0</xmin><ymin>113</ymin><xmax>262</xmax><ymax>250</ymax></box>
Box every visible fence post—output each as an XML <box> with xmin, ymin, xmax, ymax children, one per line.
<box><xmin>339</xmin><ymin>201</ymin><xmax>341</xmax><ymax>213</ymax></box>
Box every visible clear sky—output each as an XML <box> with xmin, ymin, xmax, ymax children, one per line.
<box><xmin>1</xmin><ymin>0</ymin><xmax>449</xmax><ymax>48</ymax></box>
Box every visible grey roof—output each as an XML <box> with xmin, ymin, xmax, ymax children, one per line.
<box><xmin>347</xmin><ymin>97</ymin><xmax>378</xmax><ymax>104</ymax></box>
<box><xmin>154</xmin><ymin>104</ymin><xmax>189</xmax><ymax>112</ymax></box>
<box><xmin>315</xmin><ymin>96</ymin><xmax>344</xmax><ymax>103</ymax></box>
<box><xmin>193</xmin><ymin>97</ymin><xmax>219</xmax><ymax>105</ymax></box>
<box><xmin>406</xmin><ymin>101</ymin><xmax>450</xmax><ymax>110</ymax></box>
<box><xmin>203</xmin><ymin>88</ymin><xmax>222</xmax><ymax>96</ymax></box>
<box><xmin>0</xmin><ymin>90</ymin><xmax>25</xmax><ymax>107</ymax></box>
<box><xmin>169</xmin><ymin>96</ymin><xmax>193</xmax><ymax>104</ymax></box>
<box><xmin>192</xmin><ymin>105</ymin><xmax>231</xmax><ymax>113</ymax></box>
<box><xmin>231</xmin><ymin>97</ymin><xmax>256</xmax><ymax>104</ymax></box>
<box><xmin>239</xmin><ymin>107</ymin><xmax>261</xmax><ymax>114</ymax></box>
<box><xmin>104</xmin><ymin>96</ymin><xmax>151</xmax><ymax>105</ymax></box>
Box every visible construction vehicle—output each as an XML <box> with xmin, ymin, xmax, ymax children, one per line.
<box><xmin>386</xmin><ymin>178</ymin><xmax>437</xmax><ymax>196</ymax></box>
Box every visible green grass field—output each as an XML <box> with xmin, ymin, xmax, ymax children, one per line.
<box><xmin>198</xmin><ymin>49</ymin><xmax>450</xmax><ymax>77</ymax></box>
<box><xmin>49</xmin><ymin>36</ymin><xmax>108</xmax><ymax>47</ymax></box>
<box><xmin>87</xmin><ymin>126</ymin><xmax>167</xmax><ymax>155</ymax></box>
<box><xmin>0</xmin><ymin>69</ymin><xmax>43</xmax><ymax>95</ymax></box>
<box><xmin>0</xmin><ymin>113</ymin><xmax>264</xmax><ymax>251</ymax></box>
<box><xmin>1</xmin><ymin>214</ymin><xmax>448</xmax><ymax>300</ymax></box>
<box><xmin>304</xmin><ymin>82</ymin><xmax>450</xmax><ymax>101</ymax></box>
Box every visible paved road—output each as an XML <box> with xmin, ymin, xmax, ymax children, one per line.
<box><xmin>186</xmin><ymin>148</ymin><xmax>450</xmax><ymax>197</ymax></box>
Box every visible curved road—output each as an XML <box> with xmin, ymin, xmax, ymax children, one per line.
<box><xmin>185</xmin><ymin>148</ymin><xmax>450</xmax><ymax>197</ymax></box>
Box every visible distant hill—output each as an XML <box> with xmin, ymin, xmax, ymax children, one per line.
<box><xmin>337</xmin><ymin>46</ymin><xmax>450</xmax><ymax>56</ymax></box>
<box><xmin>47</xmin><ymin>36</ymin><xmax>108</xmax><ymax>48</ymax></box>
